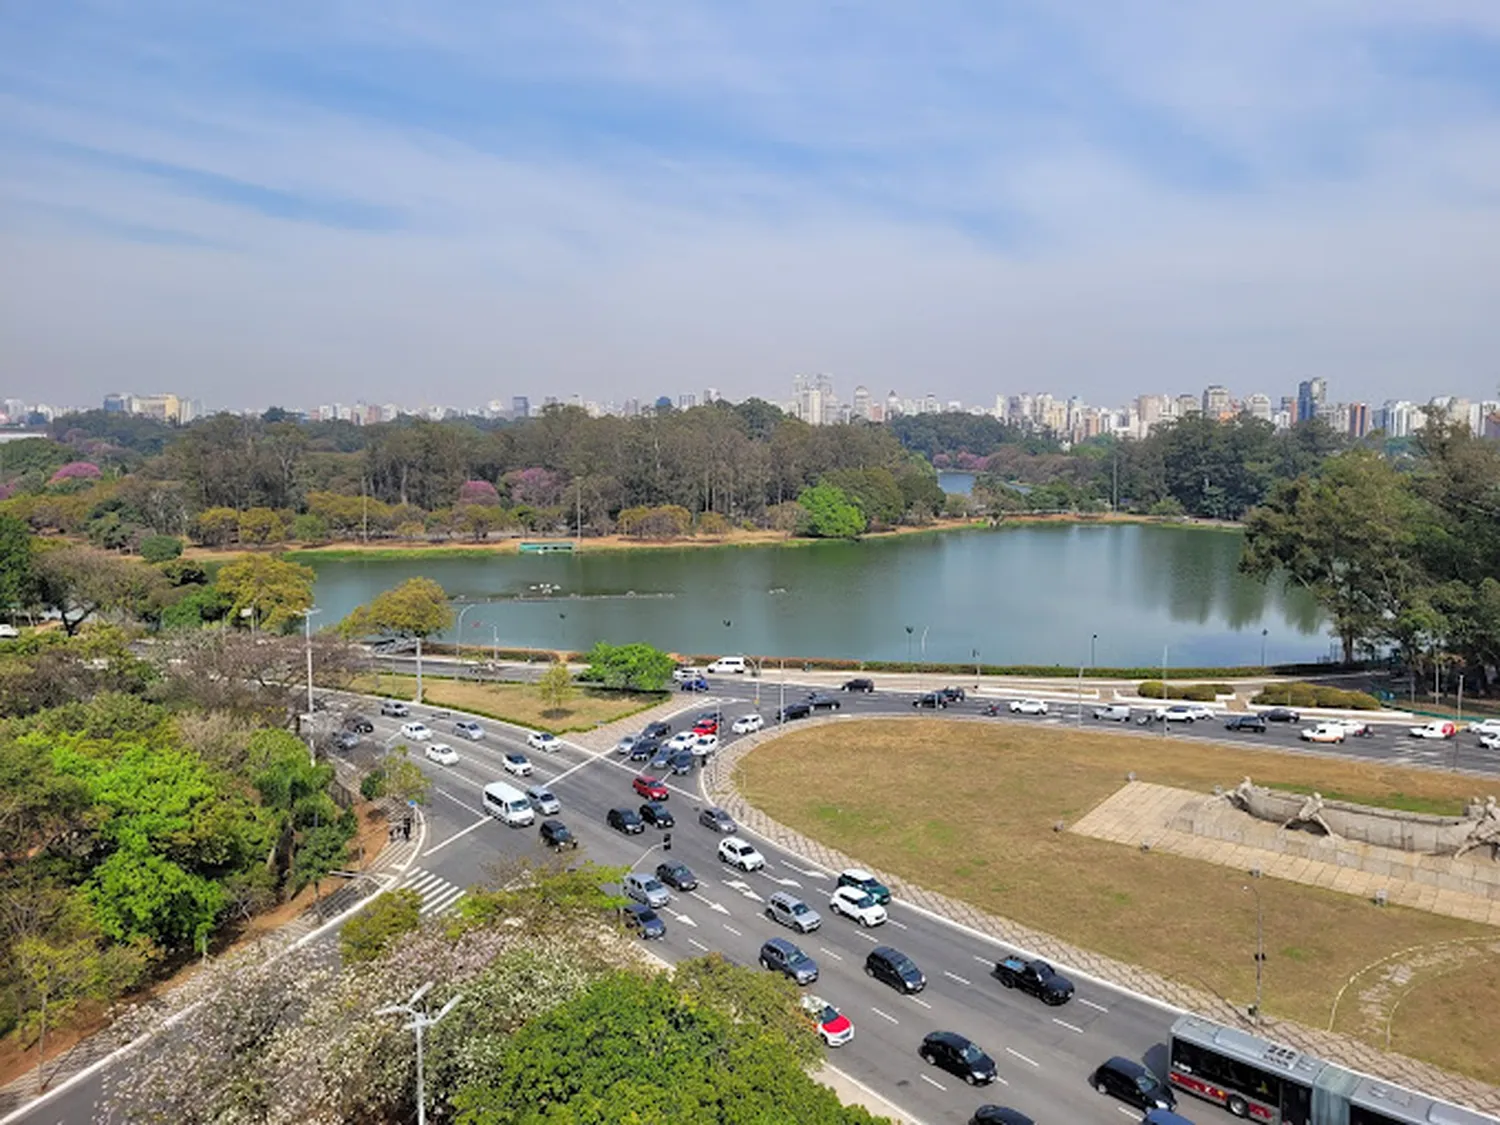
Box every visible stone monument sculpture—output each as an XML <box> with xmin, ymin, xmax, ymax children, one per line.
<box><xmin>1280</xmin><ymin>791</ymin><xmax>1338</xmax><ymax>838</ymax></box>
<box><xmin>1455</xmin><ymin>796</ymin><xmax>1500</xmax><ymax>860</ymax></box>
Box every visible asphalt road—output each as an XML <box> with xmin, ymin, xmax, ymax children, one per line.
<box><xmin>14</xmin><ymin>673</ymin><xmax>1494</xmax><ymax>1125</ymax></box>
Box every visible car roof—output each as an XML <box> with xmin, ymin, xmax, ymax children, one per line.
<box><xmin>842</xmin><ymin>867</ymin><xmax>873</xmax><ymax>879</ymax></box>
<box><xmin>763</xmin><ymin>936</ymin><xmax>799</xmax><ymax>953</ymax></box>
<box><xmin>925</xmin><ymin>1030</ymin><xmax>971</xmax><ymax>1047</ymax></box>
<box><xmin>1103</xmin><ymin>1056</ymin><xmax>1147</xmax><ymax>1075</ymax></box>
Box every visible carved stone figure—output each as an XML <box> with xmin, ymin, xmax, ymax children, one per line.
<box><xmin>1281</xmin><ymin>791</ymin><xmax>1338</xmax><ymax>838</ymax></box>
<box><xmin>1455</xmin><ymin>796</ymin><xmax>1500</xmax><ymax>860</ymax></box>
<box><xmin>1224</xmin><ymin>776</ymin><xmax>1258</xmax><ymax>810</ymax></box>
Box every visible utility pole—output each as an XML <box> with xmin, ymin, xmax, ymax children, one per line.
<box><xmin>377</xmin><ymin>983</ymin><xmax>461</xmax><ymax>1125</ymax></box>
<box><xmin>303</xmin><ymin>607</ymin><xmax>321</xmax><ymax>763</ymax></box>
<box><xmin>415</xmin><ymin>635</ymin><xmax>423</xmax><ymax>705</ymax></box>
<box><xmin>1243</xmin><ymin>877</ymin><xmax>1265</xmax><ymax>1025</ymax></box>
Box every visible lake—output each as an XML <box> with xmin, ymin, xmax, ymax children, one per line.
<box><xmin>305</xmin><ymin>524</ymin><xmax>1329</xmax><ymax>668</ymax></box>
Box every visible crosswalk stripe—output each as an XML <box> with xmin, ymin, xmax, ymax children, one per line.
<box><xmin>402</xmin><ymin>871</ymin><xmax>443</xmax><ymax>893</ymax></box>
<box><xmin>422</xmin><ymin>888</ymin><xmax>466</xmax><ymax>916</ymax></box>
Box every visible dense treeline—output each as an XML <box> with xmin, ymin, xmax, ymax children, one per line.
<box><xmin>1242</xmin><ymin>417</ymin><xmax>1500</xmax><ymax>689</ymax></box>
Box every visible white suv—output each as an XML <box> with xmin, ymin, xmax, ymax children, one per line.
<box><xmin>399</xmin><ymin>721</ymin><xmax>433</xmax><ymax>741</ymax></box>
<box><xmin>828</xmin><ymin>885</ymin><xmax>887</xmax><ymax>927</ymax></box>
<box><xmin>717</xmin><ymin>837</ymin><xmax>765</xmax><ymax>872</ymax></box>
<box><xmin>672</xmin><ymin>667</ymin><xmax>706</xmax><ymax>683</ymax></box>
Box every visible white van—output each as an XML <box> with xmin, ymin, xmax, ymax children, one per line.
<box><xmin>706</xmin><ymin>656</ymin><xmax>747</xmax><ymax>674</ymax></box>
<box><xmin>482</xmin><ymin>781</ymin><xmax>536</xmax><ymax>827</ymax></box>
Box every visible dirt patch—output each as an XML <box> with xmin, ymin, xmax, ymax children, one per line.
<box><xmin>734</xmin><ymin>719</ymin><xmax>1500</xmax><ymax>1082</ymax></box>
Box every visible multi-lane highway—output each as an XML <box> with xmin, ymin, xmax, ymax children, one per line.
<box><xmin>12</xmin><ymin>670</ymin><xmax>1494</xmax><ymax>1125</ymax></box>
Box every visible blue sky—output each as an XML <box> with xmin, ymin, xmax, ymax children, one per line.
<box><xmin>2</xmin><ymin>1</ymin><xmax>1499</xmax><ymax>410</ymax></box>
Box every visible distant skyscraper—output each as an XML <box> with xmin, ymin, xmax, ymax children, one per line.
<box><xmin>852</xmin><ymin>385</ymin><xmax>871</xmax><ymax>420</ymax></box>
<box><xmin>678</xmin><ymin>393</ymin><xmax>697</xmax><ymax>409</ymax></box>
<box><xmin>1175</xmin><ymin>393</ymin><xmax>1200</xmax><ymax>417</ymax></box>
<box><xmin>885</xmin><ymin>390</ymin><xmax>902</xmax><ymax>418</ymax></box>
<box><xmin>792</xmin><ymin>374</ymin><xmax>836</xmax><ymax>426</ymax></box>
<box><xmin>702</xmin><ymin>387</ymin><xmax>720</xmax><ymax>404</ymax></box>
<box><xmin>623</xmin><ymin>398</ymin><xmax>640</xmax><ymax>417</ymax></box>
<box><xmin>1297</xmin><ymin>378</ymin><xmax>1326</xmax><ymax>423</ymax></box>
<box><xmin>1202</xmin><ymin>385</ymin><xmax>1232</xmax><ymax>418</ymax></box>
<box><xmin>511</xmin><ymin>396</ymin><xmax>530</xmax><ymax>419</ymax></box>
<box><xmin>103</xmin><ymin>393</ymin><xmax>130</xmax><ymax>413</ymax></box>
<box><xmin>1348</xmin><ymin>402</ymin><xmax>1370</xmax><ymax>438</ymax></box>
<box><xmin>1245</xmin><ymin>393</ymin><xmax>1272</xmax><ymax>421</ymax></box>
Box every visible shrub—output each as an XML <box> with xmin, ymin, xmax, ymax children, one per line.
<box><xmin>1249</xmin><ymin>683</ymin><xmax>1382</xmax><ymax>711</ymax></box>
<box><xmin>338</xmin><ymin>888</ymin><xmax>422</xmax><ymax>963</ymax></box>
<box><xmin>1180</xmin><ymin>684</ymin><xmax>1218</xmax><ymax>701</ymax></box>
<box><xmin>139</xmin><ymin>534</ymin><xmax>184</xmax><ymax>563</ymax></box>
<box><xmin>1207</xmin><ymin>683</ymin><xmax>1234</xmax><ymax>696</ymax></box>
<box><xmin>291</xmin><ymin>513</ymin><xmax>328</xmax><ymax>544</ymax></box>
<box><xmin>696</xmin><ymin>511</ymin><xmax>730</xmax><ymax>537</ymax></box>
<box><xmin>1138</xmin><ymin>680</ymin><xmax>1167</xmax><ymax>699</ymax></box>
<box><xmin>1139</xmin><ymin>680</ymin><xmax>1225</xmax><ymax>702</ymax></box>
<box><xmin>360</xmin><ymin>769</ymin><xmax>386</xmax><ymax>800</ymax></box>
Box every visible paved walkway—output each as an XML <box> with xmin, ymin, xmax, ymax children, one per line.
<box><xmin>702</xmin><ymin>714</ymin><xmax>1500</xmax><ymax>1117</ymax></box>
<box><xmin>1073</xmin><ymin>782</ymin><xmax>1500</xmax><ymax>926</ymax></box>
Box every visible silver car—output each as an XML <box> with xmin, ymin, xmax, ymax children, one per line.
<box><xmin>766</xmin><ymin>891</ymin><xmax>821</xmax><ymax>933</ymax></box>
<box><xmin>624</xmin><ymin>872</ymin><xmax>671</xmax><ymax>909</ymax></box>
<box><xmin>526</xmin><ymin>785</ymin><xmax>561</xmax><ymax>814</ymax></box>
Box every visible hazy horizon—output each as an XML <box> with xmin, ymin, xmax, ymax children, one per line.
<box><xmin>3</xmin><ymin>3</ymin><xmax>1500</xmax><ymax>410</ymax></box>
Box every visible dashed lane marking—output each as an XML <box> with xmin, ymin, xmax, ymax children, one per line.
<box><xmin>1078</xmin><ymin>998</ymin><xmax>1109</xmax><ymax>1013</ymax></box>
<box><xmin>870</xmin><ymin>1007</ymin><xmax>899</xmax><ymax>1024</ymax></box>
<box><xmin>688</xmin><ymin>938</ymin><xmax>709</xmax><ymax>951</ymax></box>
<box><xmin>888</xmin><ymin>919</ymin><xmax>908</xmax><ymax>930</ymax></box>
<box><xmin>1006</xmin><ymin>1047</ymin><xmax>1039</xmax><ymax>1067</ymax></box>
<box><xmin>919</xmin><ymin>1074</ymin><xmax>946</xmax><ymax>1091</ymax></box>
<box><xmin>943</xmin><ymin>971</ymin><xmax>972</xmax><ymax>986</ymax></box>
<box><xmin>1053</xmin><ymin>1018</ymin><xmax>1085</xmax><ymax>1034</ymax></box>
<box><xmin>723</xmin><ymin>924</ymin><xmax>742</xmax><ymax>937</ymax></box>
<box><xmin>819</xmin><ymin>947</ymin><xmax>844</xmax><ymax>961</ymax></box>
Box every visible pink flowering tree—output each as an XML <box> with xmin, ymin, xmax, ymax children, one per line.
<box><xmin>501</xmin><ymin>467</ymin><xmax>565</xmax><ymax>508</ymax></box>
<box><xmin>456</xmin><ymin>479</ymin><xmax>500</xmax><ymax>507</ymax></box>
<box><xmin>48</xmin><ymin>461</ymin><xmax>102</xmax><ymax>486</ymax></box>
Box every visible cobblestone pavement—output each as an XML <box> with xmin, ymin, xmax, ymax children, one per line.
<box><xmin>704</xmin><ymin>714</ymin><xmax>1500</xmax><ymax>1116</ymax></box>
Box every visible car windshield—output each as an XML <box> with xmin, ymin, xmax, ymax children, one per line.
<box><xmin>894</xmin><ymin>956</ymin><xmax>917</xmax><ymax>974</ymax></box>
<box><xmin>643</xmin><ymin>879</ymin><xmax>663</xmax><ymax>892</ymax></box>
<box><xmin>791</xmin><ymin>903</ymin><xmax>810</xmax><ymax>915</ymax></box>
<box><xmin>787</xmin><ymin>949</ymin><xmax>810</xmax><ymax>966</ymax></box>
<box><xmin>1135</xmin><ymin>1074</ymin><xmax>1162</xmax><ymax>1093</ymax></box>
<box><xmin>815</xmin><ymin>1004</ymin><xmax>837</xmax><ymax>1022</ymax></box>
<box><xmin>960</xmin><ymin>1043</ymin><xmax>984</xmax><ymax>1062</ymax></box>
<box><xmin>847</xmin><ymin>892</ymin><xmax>875</xmax><ymax>908</ymax></box>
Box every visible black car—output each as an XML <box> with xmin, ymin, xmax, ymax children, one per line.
<box><xmin>639</xmin><ymin>801</ymin><xmax>675</xmax><ymax>828</ymax></box>
<box><xmin>1090</xmin><ymin>1057</ymin><xmax>1175</xmax><ymax>1111</ymax></box>
<box><xmin>655</xmin><ymin>861</ymin><xmax>698</xmax><ymax>891</ymax></box>
<box><xmin>864</xmin><ymin>946</ymin><xmax>925</xmax><ymax>993</ymax></box>
<box><xmin>970</xmin><ymin>1109</ymin><xmax>1034</xmax><ymax>1125</ymax></box>
<box><xmin>606</xmin><ymin>807</ymin><xmax>645</xmax><ymax>835</ymax></box>
<box><xmin>621</xmin><ymin>903</ymin><xmax>665</xmax><ymax>939</ymax></box>
<box><xmin>1260</xmin><ymin>707</ymin><xmax>1301</xmax><ymax>723</ymax></box>
<box><xmin>343</xmin><ymin>714</ymin><xmax>374</xmax><ymax>734</ymax></box>
<box><xmin>667</xmin><ymin>749</ymin><xmax>695</xmax><ymax>775</ymax></box>
<box><xmin>912</xmin><ymin>692</ymin><xmax>948</xmax><ymax>709</ymax></box>
<box><xmin>778</xmin><ymin>702</ymin><xmax>812</xmax><ymax>722</ymax></box>
<box><xmin>920</xmin><ymin>1030</ymin><xmax>997</xmax><ymax>1086</ymax></box>
<box><xmin>939</xmin><ymin>686</ymin><xmax>967</xmax><ymax>703</ymax></box>
<box><xmin>1225</xmin><ymin>713</ymin><xmax>1268</xmax><ymax>732</ymax></box>
<box><xmin>992</xmin><ymin>956</ymin><xmax>1074</xmax><ymax>1005</ymax></box>
<box><xmin>629</xmin><ymin>738</ymin><xmax>659</xmax><ymax>763</ymax></box>
<box><xmin>642</xmin><ymin>721</ymin><xmax>672</xmax><ymax>740</ymax></box>
<box><xmin>539</xmin><ymin>819</ymin><xmax>578</xmax><ymax>850</ymax></box>
<box><xmin>806</xmin><ymin>692</ymin><xmax>842</xmax><ymax>711</ymax></box>
<box><xmin>649</xmin><ymin>746</ymin><xmax>675</xmax><ymax>772</ymax></box>
<box><xmin>842</xmin><ymin>678</ymin><xmax>875</xmax><ymax>693</ymax></box>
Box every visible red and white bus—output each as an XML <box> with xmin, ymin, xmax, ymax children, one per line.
<box><xmin>1168</xmin><ymin>1015</ymin><xmax>1494</xmax><ymax>1125</ymax></box>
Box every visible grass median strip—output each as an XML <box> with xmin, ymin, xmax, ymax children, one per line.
<box><xmin>734</xmin><ymin>720</ymin><xmax>1498</xmax><ymax>1083</ymax></box>
<box><xmin>349</xmin><ymin>672</ymin><xmax>663</xmax><ymax>733</ymax></box>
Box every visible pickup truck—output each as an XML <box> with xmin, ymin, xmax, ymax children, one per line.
<box><xmin>991</xmin><ymin>956</ymin><xmax>1074</xmax><ymax>1006</ymax></box>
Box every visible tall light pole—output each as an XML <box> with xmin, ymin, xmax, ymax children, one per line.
<box><xmin>920</xmin><ymin>626</ymin><xmax>929</xmax><ymax>695</ymax></box>
<box><xmin>905</xmin><ymin>625</ymin><xmax>914</xmax><ymax>671</ymax></box>
<box><xmin>1242</xmin><ymin>876</ymin><xmax>1265</xmax><ymax>1025</ymax></box>
<box><xmin>376</xmin><ymin>983</ymin><xmax>462</xmax><ymax>1125</ymax></box>
<box><xmin>454</xmin><ymin>601</ymin><xmax>478</xmax><ymax>661</ymax></box>
<box><xmin>557</xmin><ymin>611</ymin><xmax>567</xmax><ymax>663</ymax></box>
<box><xmin>1090</xmin><ymin>633</ymin><xmax>1098</xmax><ymax>669</ymax></box>
<box><xmin>720</xmin><ymin>619</ymin><xmax>731</xmax><ymax>733</ymax></box>
<box><xmin>1260</xmin><ymin>628</ymin><xmax>1268</xmax><ymax>669</ymax></box>
<box><xmin>302</xmin><ymin>607</ymin><xmax>322</xmax><ymax>764</ymax></box>
<box><xmin>1161</xmin><ymin>644</ymin><xmax>1168</xmax><ymax>739</ymax></box>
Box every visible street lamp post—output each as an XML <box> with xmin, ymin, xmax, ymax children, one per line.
<box><xmin>454</xmin><ymin>601</ymin><xmax>478</xmax><ymax>661</ymax></box>
<box><xmin>376</xmin><ymin>983</ymin><xmax>462</xmax><ymax>1125</ymax></box>
<box><xmin>1090</xmin><ymin>633</ymin><xmax>1098</xmax><ymax>669</ymax></box>
<box><xmin>302</xmin><ymin>607</ymin><xmax>322</xmax><ymax>764</ymax></box>
<box><xmin>1242</xmin><ymin>877</ymin><xmax>1265</xmax><ymax>1025</ymax></box>
<box><xmin>720</xmin><ymin>619</ymin><xmax>732</xmax><ymax>733</ymax></box>
<box><xmin>491</xmin><ymin>625</ymin><xmax>500</xmax><ymax>665</ymax></box>
<box><xmin>1161</xmin><ymin>644</ymin><xmax>1168</xmax><ymax>739</ymax></box>
<box><xmin>1260</xmin><ymin>629</ymin><xmax>1268</xmax><ymax>669</ymax></box>
<box><xmin>557</xmin><ymin>611</ymin><xmax>567</xmax><ymax>663</ymax></box>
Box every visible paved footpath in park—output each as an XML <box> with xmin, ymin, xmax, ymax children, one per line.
<box><xmin>704</xmin><ymin>714</ymin><xmax>1500</xmax><ymax>1117</ymax></box>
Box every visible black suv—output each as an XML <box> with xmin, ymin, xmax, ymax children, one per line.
<box><xmin>1089</xmin><ymin>1057</ymin><xmax>1175</xmax><ymax>1111</ymax></box>
<box><xmin>920</xmin><ymin>1031</ymin><xmax>997</xmax><ymax>1086</ymax></box>
<box><xmin>642</xmin><ymin>721</ymin><xmax>672</xmax><ymax>740</ymax></box>
<box><xmin>655</xmin><ymin>861</ymin><xmax>697</xmax><ymax>891</ymax></box>
<box><xmin>842</xmin><ymin>678</ymin><xmax>875</xmax><ymax>693</ymax></box>
<box><xmin>806</xmin><ymin>692</ymin><xmax>842</xmax><ymax>711</ymax></box>
<box><xmin>629</xmin><ymin>738</ymin><xmax>659</xmax><ymax>762</ymax></box>
<box><xmin>539</xmin><ymin>819</ymin><xmax>577</xmax><ymax>850</ymax></box>
<box><xmin>343</xmin><ymin>714</ymin><xmax>374</xmax><ymax>734</ymax></box>
<box><xmin>864</xmin><ymin>946</ymin><xmax>925</xmax><ymax>993</ymax></box>
<box><xmin>912</xmin><ymin>692</ymin><xmax>948</xmax><ymax>709</ymax></box>
<box><xmin>939</xmin><ymin>686</ymin><xmax>967</xmax><ymax>703</ymax></box>
<box><xmin>639</xmin><ymin>801</ymin><xmax>675</xmax><ymax>828</ymax></box>
<box><xmin>777</xmin><ymin>702</ymin><xmax>812</xmax><ymax>722</ymax></box>
<box><xmin>1225</xmin><ymin>713</ymin><xmax>1267</xmax><ymax>733</ymax></box>
<box><xmin>606</xmin><ymin>807</ymin><xmax>645</xmax><ymax>835</ymax></box>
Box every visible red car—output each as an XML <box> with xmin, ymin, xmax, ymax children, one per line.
<box><xmin>633</xmin><ymin>775</ymin><xmax>669</xmax><ymax>800</ymax></box>
<box><xmin>693</xmin><ymin>718</ymin><xmax>719</xmax><ymax>735</ymax></box>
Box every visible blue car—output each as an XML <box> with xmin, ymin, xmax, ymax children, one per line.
<box><xmin>680</xmin><ymin>676</ymin><xmax>710</xmax><ymax>692</ymax></box>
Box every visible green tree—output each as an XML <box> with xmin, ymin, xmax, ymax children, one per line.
<box><xmin>375</xmin><ymin>746</ymin><xmax>431</xmax><ymax>805</ymax></box>
<box><xmin>215</xmin><ymin>553</ymin><xmax>315</xmax><ymax>632</ymax></box>
<box><xmin>290</xmin><ymin>819</ymin><xmax>353</xmax><ymax>902</ymax></box>
<box><xmin>0</xmin><ymin>513</ymin><xmax>37</xmax><ymax>613</ymax></box>
<box><xmin>796</xmin><ymin>483</ymin><xmax>866</xmax><ymax>539</ymax></box>
<box><xmin>338</xmin><ymin>576</ymin><xmax>453</xmax><ymax>641</ymax></box>
<box><xmin>14</xmin><ymin>933</ymin><xmax>142</xmax><ymax>1083</ymax></box>
<box><xmin>578</xmin><ymin>641</ymin><xmax>675</xmax><ymax>691</ymax></box>
<box><xmin>537</xmin><ymin>662</ymin><xmax>575</xmax><ymax>714</ymax></box>
<box><xmin>338</xmin><ymin>888</ymin><xmax>423</xmax><ymax>963</ymax></box>
<box><xmin>88</xmin><ymin>841</ymin><xmax>227</xmax><ymax>949</ymax></box>
<box><xmin>821</xmin><ymin>468</ymin><xmax>904</xmax><ymax>527</ymax></box>
<box><xmin>1241</xmin><ymin>450</ymin><xmax>1422</xmax><ymax>663</ymax></box>
<box><xmin>33</xmin><ymin>545</ymin><xmax>165</xmax><ymax>635</ymax></box>
<box><xmin>138</xmin><ymin>534</ymin><xmax>183</xmax><ymax>563</ymax></box>
<box><xmin>193</xmin><ymin>506</ymin><xmax>240</xmax><ymax>547</ymax></box>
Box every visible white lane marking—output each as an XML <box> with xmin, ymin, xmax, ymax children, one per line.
<box><xmin>665</xmin><ymin>910</ymin><xmax>697</xmax><ymax>927</ymax></box>
<box><xmin>887</xmin><ymin>919</ymin><xmax>908</xmax><ymax>930</ymax></box>
<box><xmin>818</xmin><ymin>947</ymin><xmax>844</xmax><ymax>961</ymax></box>
<box><xmin>688</xmin><ymin>891</ymin><xmax>731</xmax><ymax>915</ymax></box>
<box><xmin>909</xmin><ymin>997</ymin><xmax>932</xmax><ymax>1009</ymax></box>
<box><xmin>431</xmin><ymin>787</ymin><xmax>486</xmax><ymax>818</ymax></box>
<box><xmin>869</xmin><ymin>1007</ymin><xmax>899</xmax><ymax>1024</ymax></box>
<box><xmin>1053</xmin><ymin>1017</ymin><xmax>1085</xmax><ymax>1034</ymax></box>
<box><xmin>784</xmin><ymin>862</ymin><xmax>828</xmax><ymax>879</ymax></box>
<box><xmin>1006</xmin><ymin>1047</ymin><xmax>1039</xmax><ymax>1067</ymax></box>
<box><xmin>723</xmin><ymin>924</ymin><xmax>742</xmax><ymax>937</ymax></box>
<box><xmin>919</xmin><ymin>1074</ymin><xmax>946</xmax><ymax>1091</ymax></box>
<box><xmin>1078</xmin><ymin>997</ymin><xmax>1109</xmax><ymax>1013</ymax></box>
<box><xmin>974</xmin><ymin>954</ymin><xmax>993</xmax><ymax>966</ymax></box>
<box><xmin>424</xmin><ymin>815</ymin><xmax>492</xmax><ymax>856</ymax></box>
<box><xmin>722</xmin><ymin>879</ymin><xmax>765</xmax><ymax>903</ymax></box>
<box><xmin>943</xmin><ymin>971</ymin><xmax>972</xmax><ymax>986</ymax></box>
<box><xmin>1117</xmin><ymin>1108</ymin><xmax>1140</xmax><ymax>1118</ymax></box>
<box><xmin>688</xmin><ymin>938</ymin><xmax>710</xmax><ymax>951</ymax></box>
<box><xmin>765</xmin><ymin>875</ymin><xmax>803</xmax><ymax>888</ymax></box>
<box><xmin>852</xmin><ymin>930</ymin><xmax>879</xmax><ymax>943</ymax></box>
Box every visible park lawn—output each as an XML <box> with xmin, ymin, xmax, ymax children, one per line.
<box><xmin>734</xmin><ymin>720</ymin><xmax>1499</xmax><ymax>1082</ymax></box>
<box><xmin>350</xmin><ymin>672</ymin><xmax>663</xmax><ymax>733</ymax></box>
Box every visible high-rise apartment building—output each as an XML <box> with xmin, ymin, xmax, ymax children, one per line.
<box><xmin>1297</xmin><ymin>378</ymin><xmax>1326</xmax><ymax>423</ymax></box>
<box><xmin>792</xmin><ymin>374</ymin><xmax>837</xmax><ymax>425</ymax></box>
<box><xmin>1245</xmin><ymin>393</ymin><xmax>1272</xmax><ymax>421</ymax></box>
<box><xmin>1347</xmin><ymin>402</ymin><xmax>1370</xmax><ymax>438</ymax></box>
<box><xmin>511</xmin><ymin>396</ymin><xmax>530</xmax><ymax>419</ymax></box>
<box><xmin>678</xmin><ymin>393</ymin><xmax>697</xmax><ymax>410</ymax></box>
<box><xmin>1174</xmin><ymin>393</ymin><xmax>1200</xmax><ymax>418</ymax></box>
<box><xmin>1202</xmin><ymin>385</ymin><xmax>1232</xmax><ymax>418</ymax></box>
<box><xmin>851</xmin><ymin>385</ymin><xmax>872</xmax><ymax>420</ymax></box>
<box><xmin>103</xmin><ymin>393</ymin><xmax>132</xmax><ymax>413</ymax></box>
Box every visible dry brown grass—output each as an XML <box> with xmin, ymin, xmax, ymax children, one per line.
<box><xmin>734</xmin><ymin>719</ymin><xmax>1499</xmax><ymax>1081</ymax></box>
<box><xmin>350</xmin><ymin>672</ymin><xmax>661</xmax><ymax>732</ymax></box>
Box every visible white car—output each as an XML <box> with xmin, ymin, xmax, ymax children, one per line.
<box><xmin>828</xmin><ymin>885</ymin><xmax>888</xmax><ymax>927</ymax></box>
<box><xmin>1410</xmin><ymin>720</ymin><xmax>1457</xmax><ymax>740</ymax></box>
<box><xmin>1481</xmin><ymin>732</ymin><xmax>1500</xmax><ymax>750</ymax></box>
<box><xmin>424</xmin><ymin>743</ymin><xmax>458</xmax><ymax>766</ymax></box>
<box><xmin>1182</xmin><ymin>704</ymin><xmax>1217</xmax><ymax>721</ymax></box>
<box><xmin>454</xmin><ymin>719</ymin><xmax>485</xmax><ymax>740</ymax></box>
<box><xmin>1300</xmin><ymin>723</ymin><xmax>1347</xmax><ymax>744</ymax></box>
<box><xmin>800</xmin><ymin>995</ymin><xmax>854</xmax><ymax>1047</ymax></box>
<box><xmin>692</xmin><ymin>734</ymin><xmax>720</xmax><ymax>758</ymax></box>
<box><xmin>400</xmin><ymin>721</ymin><xmax>433</xmax><ymax>742</ymax></box>
<box><xmin>672</xmin><ymin>667</ymin><xmax>706</xmax><ymax>683</ymax></box>
<box><xmin>1468</xmin><ymin>719</ymin><xmax>1500</xmax><ymax>738</ymax></box>
<box><xmin>1092</xmin><ymin>704</ymin><xmax>1132</xmax><ymax>722</ymax></box>
<box><xmin>1154</xmin><ymin>705</ymin><xmax>1197</xmax><ymax>722</ymax></box>
<box><xmin>0</xmin><ymin>624</ymin><xmax>19</xmax><ymax>639</ymax></box>
<box><xmin>1009</xmin><ymin>699</ymin><xmax>1048</xmax><ymax>715</ymax></box>
<box><xmin>527</xmin><ymin>731</ymin><xmax>561</xmax><ymax>752</ymax></box>
<box><xmin>1335</xmin><ymin>718</ymin><xmax>1374</xmax><ymax>738</ymax></box>
<box><xmin>731</xmin><ymin>714</ymin><xmax>765</xmax><ymax>734</ymax></box>
<box><xmin>706</xmin><ymin>656</ymin><xmax>748</xmax><ymax>674</ymax></box>
<box><xmin>502</xmin><ymin>751</ymin><xmax>533</xmax><ymax>776</ymax></box>
<box><xmin>666</xmin><ymin>731</ymin><xmax>699</xmax><ymax>752</ymax></box>
<box><xmin>717</xmin><ymin>836</ymin><xmax>765</xmax><ymax>872</ymax></box>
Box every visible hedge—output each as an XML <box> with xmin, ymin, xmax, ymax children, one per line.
<box><xmin>1138</xmin><ymin>681</ymin><xmax>1223</xmax><ymax>702</ymax></box>
<box><xmin>1250</xmin><ymin>683</ymin><xmax>1382</xmax><ymax>711</ymax></box>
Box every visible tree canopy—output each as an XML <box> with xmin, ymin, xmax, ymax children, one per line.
<box><xmin>340</xmin><ymin>576</ymin><xmax>453</xmax><ymax>640</ymax></box>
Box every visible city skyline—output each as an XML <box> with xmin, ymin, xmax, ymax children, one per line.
<box><xmin>3</xmin><ymin>6</ymin><xmax>1500</xmax><ymax>406</ymax></box>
